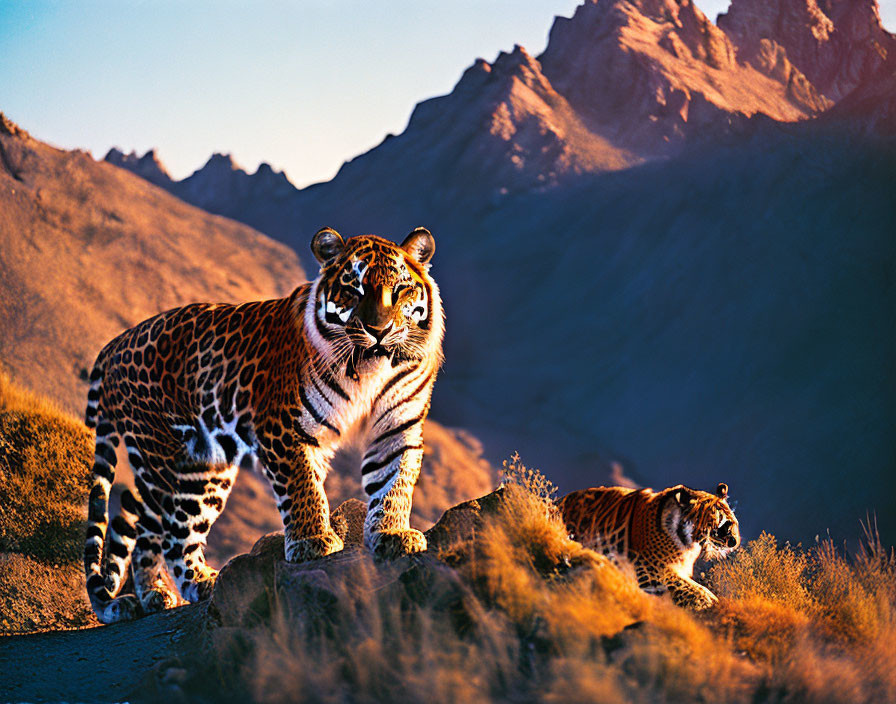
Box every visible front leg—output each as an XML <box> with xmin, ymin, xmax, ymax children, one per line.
<box><xmin>258</xmin><ymin>425</ymin><xmax>343</xmax><ymax>563</ymax></box>
<box><xmin>361</xmin><ymin>364</ymin><xmax>434</xmax><ymax>560</ymax></box>
<box><xmin>663</xmin><ymin>571</ymin><xmax>719</xmax><ymax>610</ymax></box>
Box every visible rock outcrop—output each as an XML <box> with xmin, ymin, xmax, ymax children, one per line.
<box><xmin>104</xmin><ymin>148</ymin><xmax>174</xmax><ymax>189</ymax></box>
<box><xmin>538</xmin><ymin>0</ymin><xmax>826</xmax><ymax>154</ymax></box>
<box><xmin>719</xmin><ymin>0</ymin><xmax>896</xmax><ymax>101</ymax></box>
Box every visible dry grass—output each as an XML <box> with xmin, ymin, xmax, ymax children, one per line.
<box><xmin>708</xmin><ymin>525</ymin><xmax>896</xmax><ymax>702</ymax></box>
<box><xmin>0</xmin><ymin>371</ymin><xmax>98</xmax><ymax>632</ymax></box>
<box><xmin>0</xmin><ymin>371</ymin><xmax>92</xmax><ymax>562</ymax></box>
<box><xmin>228</xmin><ymin>463</ymin><xmax>750</xmax><ymax>703</ymax></box>
<box><xmin>205</xmin><ymin>458</ymin><xmax>895</xmax><ymax>704</ymax></box>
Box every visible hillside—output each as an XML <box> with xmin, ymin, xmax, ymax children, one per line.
<box><xmin>0</xmin><ymin>113</ymin><xmax>304</xmax><ymax>412</ymax></box>
<box><xmin>2</xmin><ymin>477</ymin><xmax>894</xmax><ymax>703</ymax></box>
<box><xmin>99</xmin><ymin>0</ymin><xmax>896</xmax><ymax>549</ymax></box>
<box><xmin>0</xmin><ymin>114</ymin><xmax>494</xmax><ymax>579</ymax></box>
<box><xmin>0</xmin><ymin>373</ymin><xmax>99</xmax><ymax>633</ymax></box>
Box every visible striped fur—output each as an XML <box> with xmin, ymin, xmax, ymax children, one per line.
<box><xmin>558</xmin><ymin>483</ymin><xmax>740</xmax><ymax>609</ymax></box>
<box><xmin>83</xmin><ymin>227</ymin><xmax>444</xmax><ymax>623</ymax></box>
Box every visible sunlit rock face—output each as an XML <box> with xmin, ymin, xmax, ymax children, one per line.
<box><xmin>537</xmin><ymin>0</ymin><xmax>825</xmax><ymax>155</ymax></box>
<box><xmin>719</xmin><ymin>0</ymin><xmax>896</xmax><ymax>101</ymax></box>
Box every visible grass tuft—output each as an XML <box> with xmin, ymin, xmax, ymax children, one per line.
<box><xmin>0</xmin><ymin>371</ymin><xmax>93</xmax><ymax>563</ymax></box>
<box><xmin>0</xmin><ymin>371</ymin><xmax>98</xmax><ymax>632</ymax></box>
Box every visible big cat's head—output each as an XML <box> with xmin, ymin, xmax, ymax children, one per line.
<box><xmin>309</xmin><ymin>227</ymin><xmax>442</xmax><ymax>375</ymax></box>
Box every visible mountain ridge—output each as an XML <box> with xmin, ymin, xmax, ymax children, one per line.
<box><xmin>105</xmin><ymin>0</ymin><xmax>893</xmax><ymax>232</ymax></box>
<box><xmin>94</xmin><ymin>0</ymin><xmax>896</xmax><ymax>546</ymax></box>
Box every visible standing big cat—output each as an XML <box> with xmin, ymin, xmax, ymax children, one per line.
<box><xmin>83</xmin><ymin>227</ymin><xmax>444</xmax><ymax>623</ymax></box>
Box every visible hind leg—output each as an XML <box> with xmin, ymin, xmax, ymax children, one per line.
<box><xmin>163</xmin><ymin>463</ymin><xmax>239</xmax><ymax>602</ymax></box>
<box><xmin>122</xmin><ymin>437</ymin><xmax>181</xmax><ymax>613</ymax></box>
<box><xmin>84</xmin><ymin>421</ymin><xmax>141</xmax><ymax>624</ymax></box>
<box><xmin>123</xmin><ymin>492</ymin><xmax>180</xmax><ymax>614</ymax></box>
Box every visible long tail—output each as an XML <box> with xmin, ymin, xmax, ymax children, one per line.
<box><xmin>83</xmin><ymin>362</ymin><xmax>141</xmax><ymax>623</ymax></box>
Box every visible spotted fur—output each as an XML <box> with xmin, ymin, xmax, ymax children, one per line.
<box><xmin>558</xmin><ymin>483</ymin><xmax>740</xmax><ymax>609</ymax></box>
<box><xmin>83</xmin><ymin>227</ymin><xmax>444</xmax><ymax>623</ymax></box>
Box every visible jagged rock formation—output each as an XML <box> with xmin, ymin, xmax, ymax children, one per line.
<box><xmin>105</xmin><ymin>0</ymin><xmax>894</xmax><ymax>224</ymax></box>
<box><xmin>538</xmin><ymin>0</ymin><xmax>827</xmax><ymax>153</ymax></box>
<box><xmin>175</xmin><ymin>153</ymin><xmax>296</xmax><ymax>216</ymax></box>
<box><xmin>105</xmin><ymin>150</ymin><xmax>298</xmax><ymax>241</ymax></box>
<box><xmin>329</xmin><ymin>44</ymin><xmax>637</xmax><ymax>202</ymax></box>
<box><xmin>719</xmin><ymin>0</ymin><xmax>896</xmax><ymax>102</ymax></box>
<box><xmin>104</xmin><ymin>147</ymin><xmax>173</xmax><ymax>188</ymax></box>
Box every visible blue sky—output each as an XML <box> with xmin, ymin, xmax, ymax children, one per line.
<box><xmin>2</xmin><ymin>1</ymin><xmax>893</xmax><ymax>188</ymax></box>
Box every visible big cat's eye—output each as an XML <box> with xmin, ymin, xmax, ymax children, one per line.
<box><xmin>391</xmin><ymin>283</ymin><xmax>410</xmax><ymax>305</ymax></box>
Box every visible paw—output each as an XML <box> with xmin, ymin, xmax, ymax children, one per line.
<box><xmin>140</xmin><ymin>587</ymin><xmax>179</xmax><ymax>614</ymax></box>
<box><xmin>369</xmin><ymin>529</ymin><xmax>427</xmax><ymax>562</ymax></box>
<box><xmin>286</xmin><ymin>531</ymin><xmax>345</xmax><ymax>562</ymax></box>
<box><xmin>671</xmin><ymin>585</ymin><xmax>718</xmax><ymax>611</ymax></box>
<box><xmin>689</xmin><ymin>591</ymin><xmax>719</xmax><ymax>611</ymax></box>
<box><xmin>99</xmin><ymin>594</ymin><xmax>142</xmax><ymax>624</ymax></box>
<box><xmin>182</xmin><ymin>569</ymin><xmax>219</xmax><ymax>603</ymax></box>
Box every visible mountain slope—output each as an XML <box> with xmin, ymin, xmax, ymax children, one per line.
<box><xmin>0</xmin><ymin>114</ymin><xmax>495</xmax><ymax>569</ymax></box>
<box><xmin>0</xmin><ymin>113</ymin><xmax>305</xmax><ymax>412</ymax></box>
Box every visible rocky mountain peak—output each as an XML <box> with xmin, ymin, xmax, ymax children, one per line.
<box><xmin>200</xmin><ymin>152</ymin><xmax>242</xmax><ymax>173</ymax></box>
<box><xmin>0</xmin><ymin>112</ymin><xmax>28</xmax><ymax>138</ymax></box>
<box><xmin>104</xmin><ymin>147</ymin><xmax>173</xmax><ymax>187</ymax></box>
<box><xmin>719</xmin><ymin>0</ymin><xmax>895</xmax><ymax>101</ymax></box>
<box><xmin>537</xmin><ymin>0</ymin><xmax>821</xmax><ymax>153</ymax></box>
<box><xmin>252</xmin><ymin>162</ymin><xmax>295</xmax><ymax>192</ymax></box>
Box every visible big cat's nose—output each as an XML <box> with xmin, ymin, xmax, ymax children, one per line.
<box><xmin>362</xmin><ymin>320</ymin><xmax>392</xmax><ymax>341</ymax></box>
<box><xmin>725</xmin><ymin>525</ymin><xmax>741</xmax><ymax>549</ymax></box>
<box><xmin>728</xmin><ymin>529</ymin><xmax>741</xmax><ymax>549</ymax></box>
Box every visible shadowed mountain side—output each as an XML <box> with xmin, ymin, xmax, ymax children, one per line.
<box><xmin>0</xmin><ymin>114</ymin><xmax>305</xmax><ymax>412</ymax></box>
<box><xmin>435</xmin><ymin>125</ymin><xmax>896</xmax><ymax>548</ymax></box>
<box><xmin>820</xmin><ymin>56</ymin><xmax>896</xmax><ymax>133</ymax></box>
<box><xmin>271</xmin><ymin>121</ymin><xmax>896</xmax><ymax>549</ymax></box>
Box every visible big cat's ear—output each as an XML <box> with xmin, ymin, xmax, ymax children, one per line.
<box><xmin>716</xmin><ymin>483</ymin><xmax>729</xmax><ymax>499</ymax></box>
<box><xmin>672</xmin><ymin>486</ymin><xmax>696</xmax><ymax>507</ymax></box>
<box><xmin>401</xmin><ymin>227</ymin><xmax>435</xmax><ymax>265</ymax></box>
<box><xmin>311</xmin><ymin>227</ymin><xmax>345</xmax><ymax>264</ymax></box>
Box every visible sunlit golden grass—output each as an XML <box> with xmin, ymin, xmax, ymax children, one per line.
<box><xmin>221</xmin><ymin>459</ymin><xmax>896</xmax><ymax>704</ymax></box>
<box><xmin>0</xmin><ymin>370</ymin><xmax>92</xmax><ymax>562</ymax></box>
<box><xmin>0</xmin><ymin>371</ymin><xmax>97</xmax><ymax>632</ymax></box>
